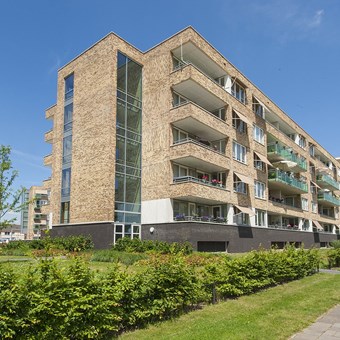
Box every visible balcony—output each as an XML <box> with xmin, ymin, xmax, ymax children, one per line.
<box><xmin>170</xmin><ymin>102</ymin><xmax>228</xmax><ymax>137</ymax></box>
<box><xmin>44</xmin><ymin>129</ymin><xmax>53</xmax><ymax>144</ymax></box>
<box><xmin>170</xmin><ymin>142</ymin><xmax>229</xmax><ymax>173</ymax></box>
<box><xmin>318</xmin><ymin>193</ymin><xmax>340</xmax><ymax>207</ymax></box>
<box><xmin>267</xmin><ymin>143</ymin><xmax>307</xmax><ymax>172</ymax></box>
<box><xmin>170</xmin><ymin>179</ymin><xmax>229</xmax><ymax>205</ymax></box>
<box><xmin>268</xmin><ymin>169</ymin><xmax>308</xmax><ymax>194</ymax></box>
<box><xmin>316</xmin><ymin>173</ymin><xmax>340</xmax><ymax>191</ymax></box>
<box><xmin>45</xmin><ymin>104</ymin><xmax>56</xmax><ymax>120</ymax></box>
<box><xmin>44</xmin><ymin>154</ymin><xmax>52</xmax><ymax>167</ymax></box>
<box><xmin>174</xmin><ymin>214</ymin><xmax>226</xmax><ymax>223</ymax></box>
<box><xmin>171</xmin><ymin>64</ymin><xmax>227</xmax><ymax>112</ymax></box>
<box><xmin>174</xmin><ymin>176</ymin><xmax>226</xmax><ymax>190</ymax></box>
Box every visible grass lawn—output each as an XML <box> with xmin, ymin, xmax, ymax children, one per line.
<box><xmin>120</xmin><ymin>273</ymin><xmax>340</xmax><ymax>340</ymax></box>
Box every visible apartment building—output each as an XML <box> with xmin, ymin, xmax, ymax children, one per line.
<box><xmin>46</xmin><ymin>27</ymin><xmax>340</xmax><ymax>252</ymax></box>
<box><xmin>20</xmin><ymin>186</ymin><xmax>50</xmax><ymax>239</ymax></box>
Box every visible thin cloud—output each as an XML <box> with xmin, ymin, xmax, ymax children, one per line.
<box><xmin>307</xmin><ymin>9</ymin><xmax>324</xmax><ymax>28</ymax></box>
<box><xmin>12</xmin><ymin>149</ymin><xmax>43</xmax><ymax>162</ymax></box>
<box><xmin>48</xmin><ymin>56</ymin><xmax>61</xmax><ymax>75</ymax></box>
<box><xmin>250</xmin><ymin>2</ymin><xmax>325</xmax><ymax>42</ymax></box>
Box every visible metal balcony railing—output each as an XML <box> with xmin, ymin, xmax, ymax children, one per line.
<box><xmin>173</xmin><ymin>176</ymin><xmax>226</xmax><ymax>189</ymax></box>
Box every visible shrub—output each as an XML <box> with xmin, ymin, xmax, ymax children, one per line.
<box><xmin>91</xmin><ymin>249</ymin><xmax>147</xmax><ymax>265</ymax></box>
<box><xmin>327</xmin><ymin>248</ymin><xmax>340</xmax><ymax>268</ymax></box>
<box><xmin>112</xmin><ymin>237</ymin><xmax>193</xmax><ymax>255</ymax></box>
<box><xmin>330</xmin><ymin>240</ymin><xmax>340</xmax><ymax>249</ymax></box>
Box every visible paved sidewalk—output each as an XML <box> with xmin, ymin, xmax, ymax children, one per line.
<box><xmin>291</xmin><ymin>305</ymin><xmax>340</xmax><ymax>339</ymax></box>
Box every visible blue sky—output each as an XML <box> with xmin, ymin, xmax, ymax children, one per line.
<box><xmin>1</xmin><ymin>0</ymin><xmax>340</xmax><ymax>194</ymax></box>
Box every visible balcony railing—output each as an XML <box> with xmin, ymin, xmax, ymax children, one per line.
<box><xmin>173</xmin><ymin>176</ymin><xmax>226</xmax><ymax>189</ymax></box>
<box><xmin>318</xmin><ymin>192</ymin><xmax>340</xmax><ymax>206</ymax></box>
<box><xmin>268</xmin><ymin>169</ymin><xmax>308</xmax><ymax>192</ymax></box>
<box><xmin>268</xmin><ymin>196</ymin><xmax>301</xmax><ymax>209</ymax></box>
<box><xmin>174</xmin><ymin>214</ymin><xmax>226</xmax><ymax>223</ymax></box>
<box><xmin>268</xmin><ymin>224</ymin><xmax>300</xmax><ymax>231</ymax></box>
<box><xmin>173</xmin><ymin>137</ymin><xmax>225</xmax><ymax>154</ymax></box>
<box><xmin>267</xmin><ymin>143</ymin><xmax>307</xmax><ymax>171</ymax></box>
<box><xmin>316</xmin><ymin>174</ymin><xmax>340</xmax><ymax>191</ymax></box>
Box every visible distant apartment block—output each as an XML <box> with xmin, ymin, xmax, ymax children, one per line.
<box><xmin>44</xmin><ymin>27</ymin><xmax>340</xmax><ymax>252</ymax></box>
<box><xmin>0</xmin><ymin>224</ymin><xmax>25</xmax><ymax>243</ymax></box>
<box><xmin>20</xmin><ymin>186</ymin><xmax>50</xmax><ymax>239</ymax></box>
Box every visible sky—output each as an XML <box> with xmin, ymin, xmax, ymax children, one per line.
<box><xmin>1</xmin><ymin>0</ymin><xmax>340</xmax><ymax>198</ymax></box>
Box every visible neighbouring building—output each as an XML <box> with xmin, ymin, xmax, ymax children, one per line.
<box><xmin>20</xmin><ymin>186</ymin><xmax>50</xmax><ymax>239</ymax></box>
<box><xmin>44</xmin><ymin>27</ymin><xmax>340</xmax><ymax>252</ymax></box>
<box><xmin>0</xmin><ymin>224</ymin><xmax>25</xmax><ymax>243</ymax></box>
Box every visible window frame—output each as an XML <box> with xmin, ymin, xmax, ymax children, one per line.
<box><xmin>232</xmin><ymin>141</ymin><xmax>247</xmax><ymax>164</ymax></box>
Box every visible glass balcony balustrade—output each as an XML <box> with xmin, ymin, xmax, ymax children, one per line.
<box><xmin>267</xmin><ymin>143</ymin><xmax>307</xmax><ymax>171</ymax></box>
<box><xmin>268</xmin><ymin>169</ymin><xmax>308</xmax><ymax>192</ymax></box>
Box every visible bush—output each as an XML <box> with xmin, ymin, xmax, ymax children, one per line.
<box><xmin>330</xmin><ymin>240</ymin><xmax>340</xmax><ymax>249</ymax></box>
<box><xmin>112</xmin><ymin>237</ymin><xmax>193</xmax><ymax>255</ymax></box>
<box><xmin>91</xmin><ymin>249</ymin><xmax>147</xmax><ymax>265</ymax></box>
<box><xmin>0</xmin><ymin>235</ymin><xmax>94</xmax><ymax>256</ymax></box>
<box><xmin>327</xmin><ymin>248</ymin><xmax>340</xmax><ymax>268</ymax></box>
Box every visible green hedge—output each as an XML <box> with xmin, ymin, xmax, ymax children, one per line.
<box><xmin>0</xmin><ymin>246</ymin><xmax>320</xmax><ymax>339</ymax></box>
<box><xmin>0</xmin><ymin>235</ymin><xmax>94</xmax><ymax>255</ymax></box>
<box><xmin>112</xmin><ymin>237</ymin><xmax>193</xmax><ymax>255</ymax></box>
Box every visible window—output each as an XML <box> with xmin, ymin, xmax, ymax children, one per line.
<box><xmin>64</xmin><ymin>103</ymin><xmax>73</xmax><ymax>131</ymax></box>
<box><xmin>211</xmin><ymin>107</ymin><xmax>226</xmax><ymax>121</ymax></box>
<box><xmin>255</xmin><ymin>209</ymin><xmax>266</xmax><ymax>227</ymax></box>
<box><xmin>233</xmin><ymin>207</ymin><xmax>249</xmax><ymax>225</ymax></box>
<box><xmin>254</xmin><ymin>181</ymin><xmax>266</xmax><ymax>199</ymax></box>
<box><xmin>309</xmin><ymin>143</ymin><xmax>315</xmax><ymax>157</ymax></box>
<box><xmin>254</xmin><ymin>153</ymin><xmax>265</xmax><ymax>171</ymax></box>
<box><xmin>310</xmin><ymin>181</ymin><xmax>318</xmax><ymax>194</ymax></box>
<box><xmin>231</xmin><ymin>81</ymin><xmax>246</xmax><ymax>104</ymax></box>
<box><xmin>173</xmin><ymin>164</ymin><xmax>188</xmax><ymax>179</ymax></box>
<box><xmin>298</xmin><ymin>135</ymin><xmax>306</xmax><ymax>149</ymax></box>
<box><xmin>301</xmin><ymin>198</ymin><xmax>309</xmax><ymax>211</ymax></box>
<box><xmin>173</xmin><ymin>92</ymin><xmax>188</xmax><ymax>107</ymax></box>
<box><xmin>232</xmin><ymin>111</ymin><xmax>247</xmax><ymax>134</ymax></box>
<box><xmin>253</xmin><ymin>125</ymin><xmax>264</xmax><ymax>144</ymax></box>
<box><xmin>62</xmin><ymin>135</ymin><xmax>72</xmax><ymax>164</ymax></box>
<box><xmin>114</xmin><ymin>224</ymin><xmax>140</xmax><ymax>244</ymax></box>
<box><xmin>233</xmin><ymin>173</ymin><xmax>247</xmax><ymax>194</ymax></box>
<box><xmin>232</xmin><ymin>141</ymin><xmax>246</xmax><ymax>164</ymax></box>
<box><xmin>60</xmin><ymin>201</ymin><xmax>70</xmax><ymax>224</ymax></box>
<box><xmin>61</xmin><ymin>168</ymin><xmax>71</xmax><ymax>197</ymax></box>
<box><xmin>173</xmin><ymin>128</ymin><xmax>188</xmax><ymax>144</ymax></box>
<box><xmin>311</xmin><ymin>201</ymin><xmax>318</xmax><ymax>213</ymax></box>
<box><xmin>64</xmin><ymin>74</ymin><xmax>74</xmax><ymax>100</ymax></box>
<box><xmin>252</xmin><ymin>97</ymin><xmax>264</xmax><ymax>118</ymax></box>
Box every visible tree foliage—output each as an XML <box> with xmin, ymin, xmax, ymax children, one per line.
<box><xmin>0</xmin><ymin>145</ymin><xmax>25</xmax><ymax>230</ymax></box>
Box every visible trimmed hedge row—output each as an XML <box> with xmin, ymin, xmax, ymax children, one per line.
<box><xmin>0</xmin><ymin>235</ymin><xmax>94</xmax><ymax>255</ymax></box>
<box><xmin>112</xmin><ymin>237</ymin><xmax>193</xmax><ymax>255</ymax></box>
<box><xmin>0</xmin><ymin>246</ymin><xmax>320</xmax><ymax>339</ymax></box>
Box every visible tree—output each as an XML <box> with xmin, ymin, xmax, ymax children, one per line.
<box><xmin>0</xmin><ymin>145</ymin><xmax>26</xmax><ymax>230</ymax></box>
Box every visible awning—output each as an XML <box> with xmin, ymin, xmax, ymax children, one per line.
<box><xmin>254</xmin><ymin>151</ymin><xmax>272</xmax><ymax>166</ymax></box>
<box><xmin>312</xmin><ymin>220</ymin><xmax>323</xmax><ymax>231</ymax></box>
<box><xmin>235</xmin><ymin>205</ymin><xmax>256</xmax><ymax>216</ymax></box>
<box><xmin>233</xmin><ymin>109</ymin><xmax>250</xmax><ymax>125</ymax></box>
<box><xmin>253</xmin><ymin>96</ymin><xmax>269</xmax><ymax>112</ymax></box>
<box><xmin>311</xmin><ymin>181</ymin><xmax>321</xmax><ymax>189</ymax></box>
<box><xmin>234</xmin><ymin>172</ymin><xmax>253</xmax><ymax>185</ymax></box>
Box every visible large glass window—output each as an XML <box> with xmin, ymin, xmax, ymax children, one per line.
<box><xmin>61</xmin><ymin>168</ymin><xmax>71</xmax><ymax>197</ymax></box>
<box><xmin>233</xmin><ymin>173</ymin><xmax>247</xmax><ymax>194</ymax></box>
<box><xmin>62</xmin><ymin>135</ymin><xmax>72</xmax><ymax>164</ymax></box>
<box><xmin>115</xmin><ymin>52</ymin><xmax>142</xmax><ymax>224</ymax></box>
<box><xmin>64</xmin><ymin>103</ymin><xmax>73</xmax><ymax>131</ymax></box>
<box><xmin>60</xmin><ymin>201</ymin><xmax>70</xmax><ymax>224</ymax></box>
<box><xmin>65</xmin><ymin>74</ymin><xmax>74</xmax><ymax>100</ymax></box>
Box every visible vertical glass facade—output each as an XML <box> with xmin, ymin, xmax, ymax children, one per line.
<box><xmin>115</xmin><ymin>52</ymin><xmax>142</xmax><ymax>224</ymax></box>
<box><xmin>61</xmin><ymin>73</ymin><xmax>74</xmax><ymax>223</ymax></box>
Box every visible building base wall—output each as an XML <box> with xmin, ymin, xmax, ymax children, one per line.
<box><xmin>141</xmin><ymin>222</ymin><xmax>340</xmax><ymax>253</ymax></box>
<box><xmin>49</xmin><ymin>221</ymin><xmax>340</xmax><ymax>252</ymax></box>
<box><xmin>50</xmin><ymin>222</ymin><xmax>115</xmax><ymax>249</ymax></box>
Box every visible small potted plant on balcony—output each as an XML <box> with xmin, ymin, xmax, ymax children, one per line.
<box><xmin>202</xmin><ymin>175</ymin><xmax>208</xmax><ymax>183</ymax></box>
